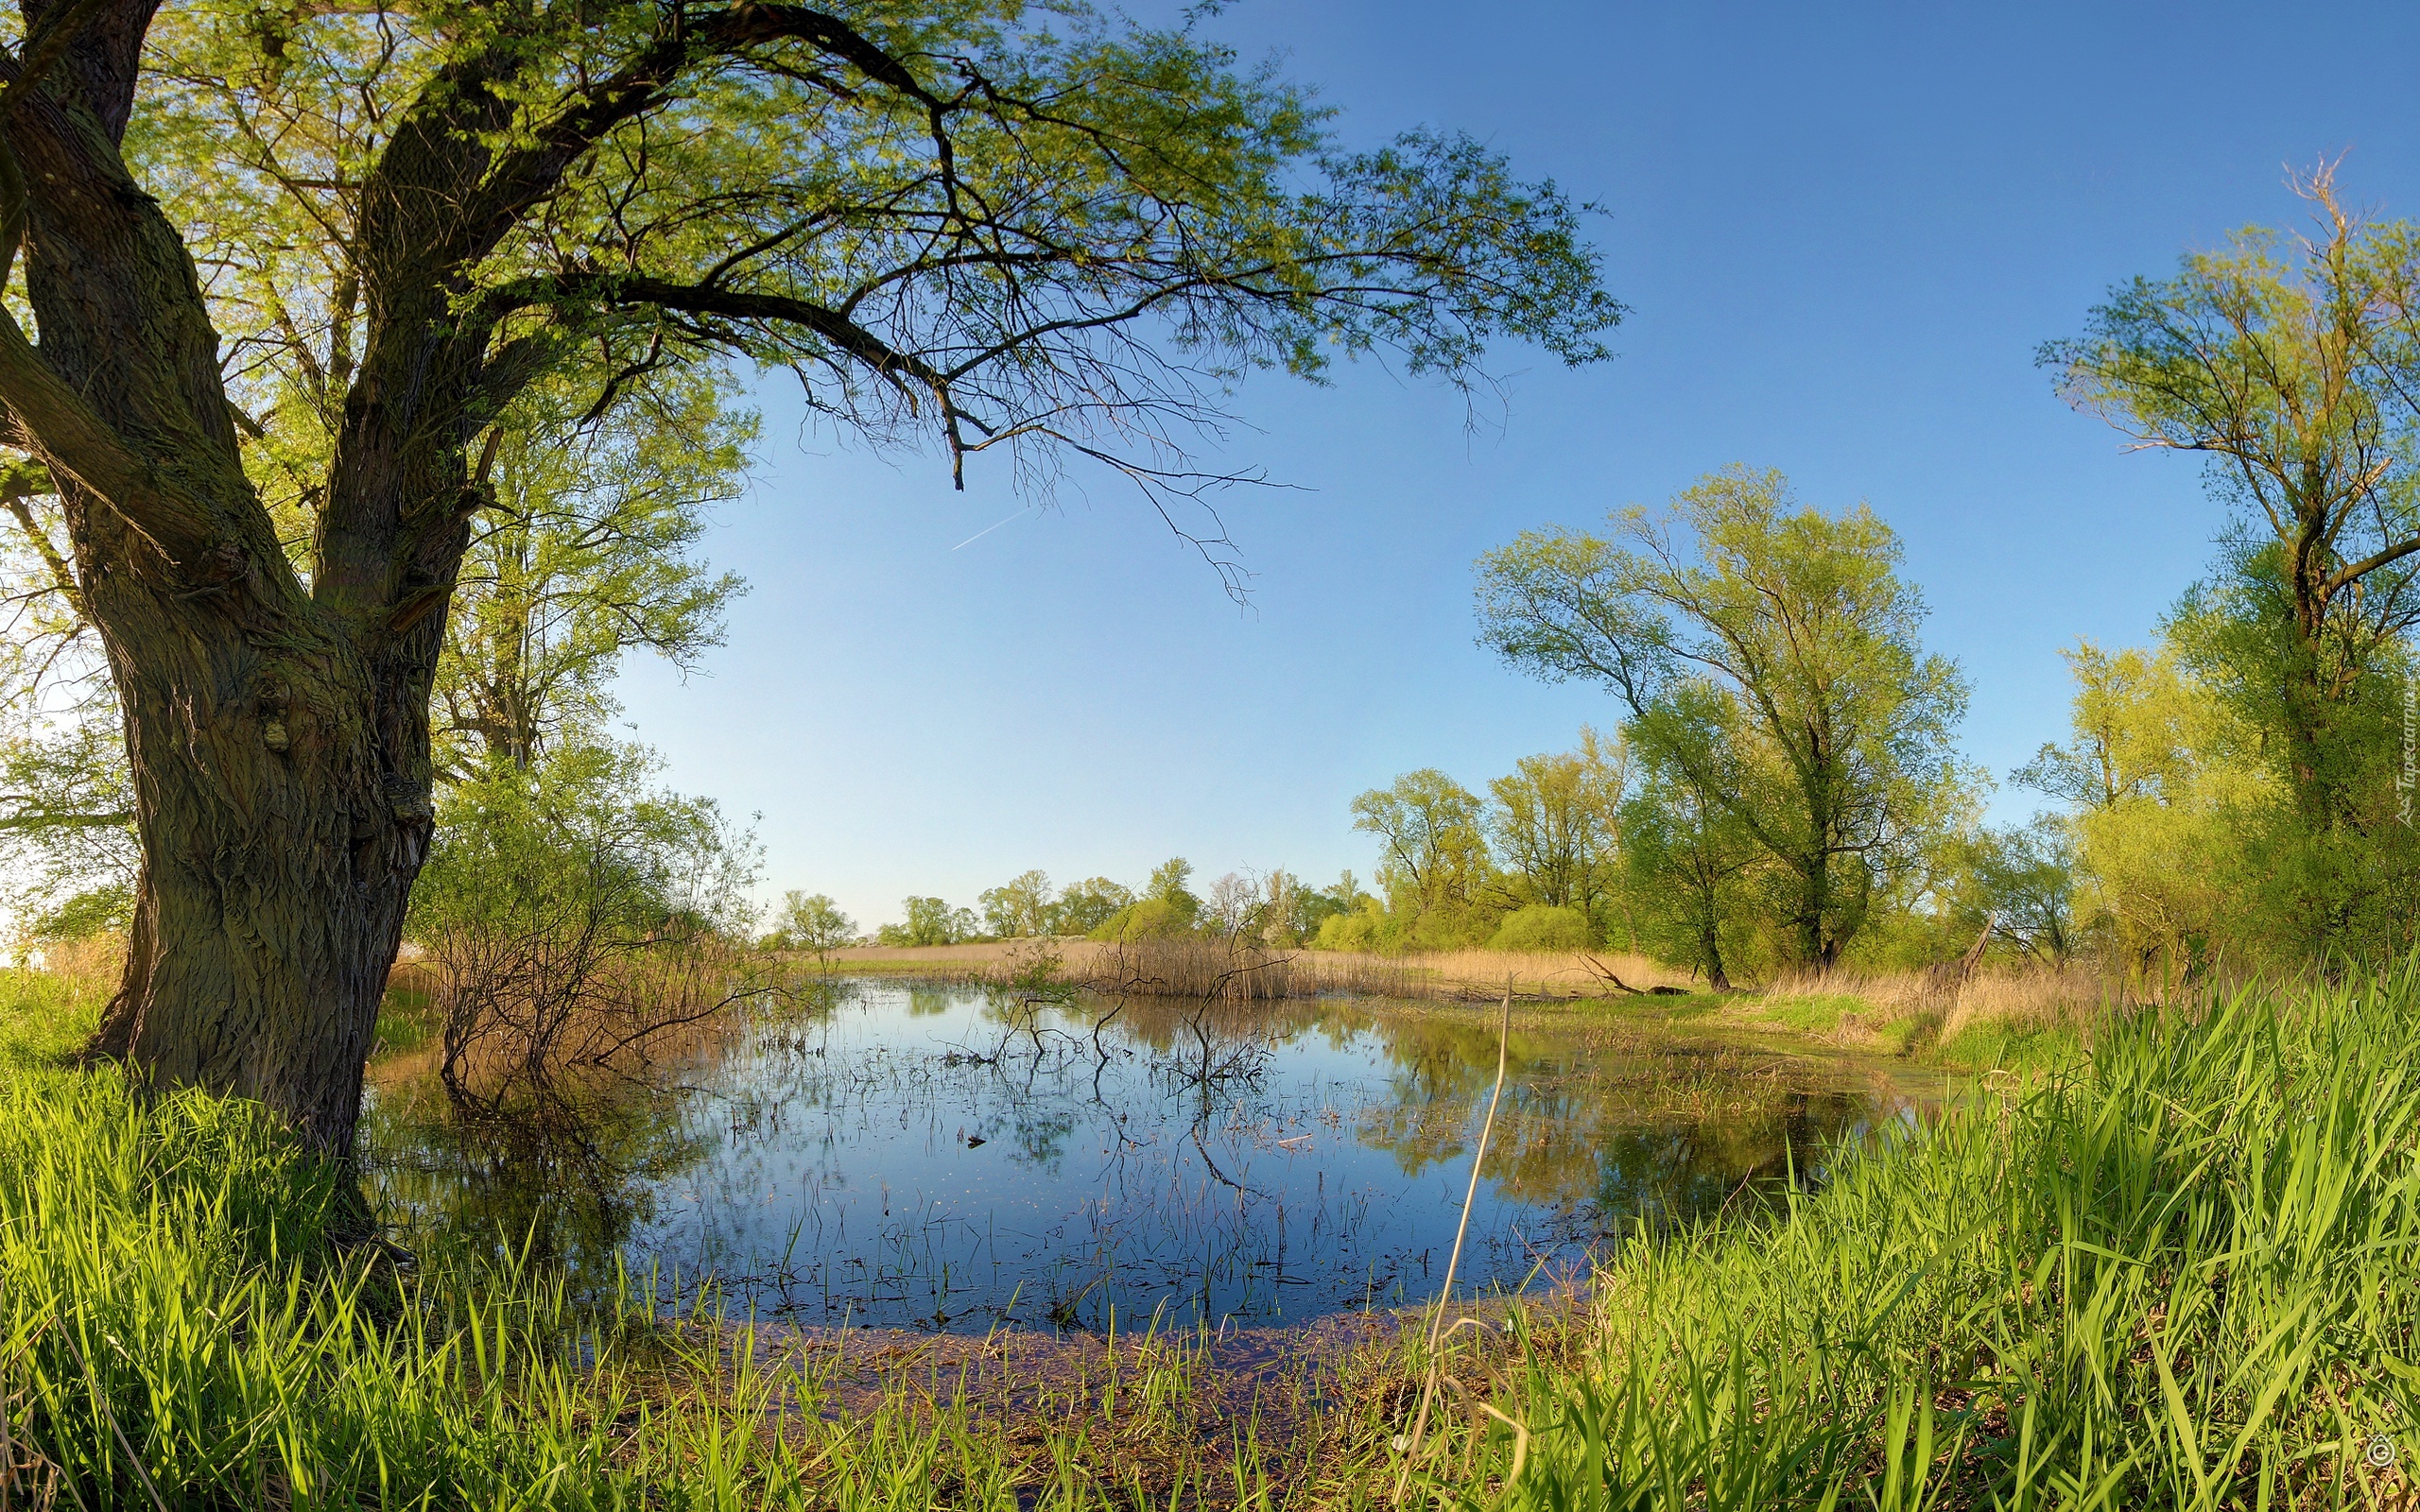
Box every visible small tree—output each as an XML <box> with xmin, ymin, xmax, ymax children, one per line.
<box><xmin>1256</xmin><ymin>869</ymin><xmax>1327</xmax><ymax>947</ymax></box>
<box><xmin>1093</xmin><ymin>859</ymin><xmax>1201</xmax><ymax>941</ymax></box>
<box><xmin>1487</xmin><ymin>727</ymin><xmax>1627</xmax><ymax>935</ymax></box>
<box><xmin>773</xmin><ymin>892</ymin><xmax>857</xmax><ymax>968</ymax></box>
<box><xmin>1141</xmin><ymin>858</ymin><xmax>1204</xmax><ymax>928</ymax></box>
<box><xmin>1487</xmin><ymin>904</ymin><xmax>1589</xmax><ymax>953</ymax></box>
<box><xmin>1950</xmin><ymin>820</ymin><xmax>2078</xmax><ymax>968</ymax></box>
<box><xmin>436</xmin><ymin>373</ymin><xmax>751</xmax><ymax>777</ymax></box>
<box><xmin>407</xmin><ymin>742</ymin><xmax>761</xmax><ymax>1109</ymax></box>
<box><xmin>2018</xmin><ymin>639</ymin><xmax>2279</xmax><ymax>988</ymax></box>
<box><xmin>1349</xmin><ymin>769</ymin><xmax>1495</xmax><ymax>943</ymax></box>
<box><xmin>874</xmin><ymin>898</ymin><xmax>977</xmax><ymax>948</ymax></box>
<box><xmin>1055</xmin><ymin>877</ymin><xmax>1135</xmax><ymax>937</ymax></box>
<box><xmin>1204</xmin><ymin>871</ymin><xmax>1260</xmax><ymax>938</ymax></box>
<box><xmin>1303</xmin><ymin>871</ymin><xmax>1378</xmax><ymax>949</ymax></box>
<box><xmin>977</xmin><ymin>870</ymin><xmax>1058</xmax><ymax>939</ymax></box>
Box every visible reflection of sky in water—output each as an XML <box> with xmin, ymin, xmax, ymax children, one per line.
<box><xmin>362</xmin><ymin>982</ymin><xmax>1911</xmax><ymax>1332</ymax></box>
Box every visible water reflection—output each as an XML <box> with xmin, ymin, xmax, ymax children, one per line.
<box><xmin>359</xmin><ymin>981</ymin><xmax>1919</xmax><ymax>1332</ymax></box>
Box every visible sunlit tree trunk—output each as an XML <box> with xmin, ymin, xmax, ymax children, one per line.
<box><xmin>82</xmin><ymin>587</ymin><xmax>438</xmax><ymax>1153</ymax></box>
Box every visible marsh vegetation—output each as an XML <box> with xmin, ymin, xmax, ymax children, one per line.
<box><xmin>13</xmin><ymin>961</ymin><xmax>2420</xmax><ymax>1509</ymax></box>
<box><xmin>0</xmin><ymin>0</ymin><xmax>2410</xmax><ymax>1506</ymax></box>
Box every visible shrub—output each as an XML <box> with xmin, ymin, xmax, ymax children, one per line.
<box><xmin>1487</xmin><ymin>903</ymin><xmax>1590</xmax><ymax>951</ymax></box>
<box><xmin>406</xmin><ymin>741</ymin><xmax>763</xmax><ymax>1108</ymax></box>
<box><xmin>1089</xmin><ymin>895</ymin><xmax>1197</xmax><ymax>941</ymax></box>
<box><xmin>1309</xmin><ymin>898</ymin><xmax>1389</xmax><ymax>951</ymax></box>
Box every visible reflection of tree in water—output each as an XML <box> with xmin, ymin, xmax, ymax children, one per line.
<box><xmin>361</xmin><ymin>985</ymin><xmax>847</xmax><ymax>1295</ymax></box>
<box><xmin>1098</xmin><ymin>995</ymin><xmax>1330</xmax><ymax>1055</ymax></box>
<box><xmin>1346</xmin><ymin>1010</ymin><xmax>1878</xmax><ymax>1228</ymax></box>
<box><xmin>957</xmin><ymin>988</ymin><xmax>1293</xmax><ymax>1175</ymax></box>
<box><xmin>361</xmin><ymin>1072</ymin><xmax>716</xmax><ymax>1294</ymax></box>
<box><xmin>1079</xmin><ymin>994</ymin><xmax>1876</xmax><ymax>1233</ymax></box>
<box><xmin>358</xmin><ymin>982</ymin><xmax>1905</xmax><ymax>1329</ymax></box>
<box><xmin>1001</xmin><ymin>1108</ymin><xmax>1078</xmax><ymax>1171</ymax></box>
<box><xmin>1574</xmin><ymin>1091</ymin><xmax>1869</xmax><ymax>1229</ymax></box>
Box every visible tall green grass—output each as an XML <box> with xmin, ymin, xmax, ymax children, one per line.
<box><xmin>15</xmin><ymin>964</ymin><xmax>2420</xmax><ymax>1508</ymax></box>
<box><xmin>0</xmin><ymin>972</ymin><xmax>1374</xmax><ymax>1508</ymax></box>
<box><xmin>0</xmin><ymin>1065</ymin><xmax>821</xmax><ymax>1507</ymax></box>
<box><xmin>1431</xmin><ymin>962</ymin><xmax>2420</xmax><ymax>1509</ymax></box>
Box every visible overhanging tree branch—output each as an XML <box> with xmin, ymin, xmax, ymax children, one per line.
<box><xmin>0</xmin><ymin>804</ymin><xmax>130</xmax><ymax>832</ymax></box>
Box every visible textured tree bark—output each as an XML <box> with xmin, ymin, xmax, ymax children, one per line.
<box><xmin>1788</xmin><ymin>851</ymin><xmax>1835</xmax><ymax>972</ymax></box>
<box><xmin>78</xmin><ymin>563</ymin><xmax>437</xmax><ymax>1154</ymax></box>
<box><xmin>1</xmin><ymin>0</ymin><xmax>465</xmax><ymax>1154</ymax></box>
<box><xmin>1698</xmin><ymin>922</ymin><xmax>1731</xmax><ymax>993</ymax></box>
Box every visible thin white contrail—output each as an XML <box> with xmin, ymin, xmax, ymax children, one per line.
<box><xmin>951</xmin><ymin>504</ymin><xmax>1031</xmax><ymax>550</ymax></box>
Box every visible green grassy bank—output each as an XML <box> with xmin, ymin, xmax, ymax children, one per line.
<box><xmin>0</xmin><ymin>974</ymin><xmax>796</xmax><ymax>1507</ymax></box>
<box><xmin>1453</xmin><ymin>960</ymin><xmax>2420</xmax><ymax>1509</ymax></box>
<box><xmin>7</xmin><ymin>965</ymin><xmax>2420</xmax><ymax>1507</ymax></box>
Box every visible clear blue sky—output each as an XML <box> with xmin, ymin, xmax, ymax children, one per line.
<box><xmin>616</xmin><ymin>1</ymin><xmax>2420</xmax><ymax>933</ymax></box>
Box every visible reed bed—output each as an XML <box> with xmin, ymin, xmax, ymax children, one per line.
<box><xmin>818</xmin><ymin>938</ymin><xmax>1697</xmax><ymax>1004</ymax></box>
<box><xmin>15</xmin><ymin>932</ymin><xmax>124</xmax><ymax>998</ymax></box>
<box><xmin>1760</xmin><ymin>960</ymin><xmax>2113</xmax><ymax>1058</ymax></box>
<box><xmin>1933</xmin><ymin>963</ymin><xmax>2114</xmax><ymax>1047</ymax></box>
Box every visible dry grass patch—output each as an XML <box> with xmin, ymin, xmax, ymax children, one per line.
<box><xmin>1758</xmin><ymin>960</ymin><xmax>2114</xmax><ymax>1058</ymax></box>
<box><xmin>817</xmin><ymin>938</ymin><xmax>1698</xmax><ymax>1003</ymax></box>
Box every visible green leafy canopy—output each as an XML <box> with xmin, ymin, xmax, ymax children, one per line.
<box><xmin>128</xmin><ymin>0</ymin><xmax>1623</xmax><ymax>565</ymax></box>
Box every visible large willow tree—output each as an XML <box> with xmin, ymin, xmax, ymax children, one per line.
<box><xmin>0</xmin><ymin>0</ymin><xmax>1617</xmax><ymax>1152</ymax></box>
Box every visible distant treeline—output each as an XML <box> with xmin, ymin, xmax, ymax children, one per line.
<box><xmin>795</xmin><ymin>443</ymin><xmax>2415</xmax><ymax>996</ymax></box>
<box><xmin>781</xmin><ymin>178</ymin><xmax>2420</xmax><ymax>993</ymax></box>
<box><xmin>764</xmin><ymin>860</ymin><xmax>1380</xmax><ymax>959</ymax></box>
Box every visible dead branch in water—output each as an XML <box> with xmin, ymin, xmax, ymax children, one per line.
<box><xmin>1581</xmin><ymin>953</ymin><xmax>1644</xmax><ymax>994</ymax></box>
<box><xmin>430</xmin><ymin>920</ymin><xmax>779</xmax><ymax>1116</ymax></box>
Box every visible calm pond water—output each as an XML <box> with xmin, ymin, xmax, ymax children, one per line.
<box><xmin>361</xmin><ymin>980</ymin><xmax>1927</xmax><ymax>1332</ymax></box>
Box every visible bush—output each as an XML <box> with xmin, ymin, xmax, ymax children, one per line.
<box><xmin>1313</xmin><ymin>898</ymin><xmax>1393</xmax><ymax>952</ymax></box>
<box><xmin>871</xmin><ymin>896</ymin><xmax>980</xmax><ymax>945</ymax></box>
<box><xmin>1487</xmin><ymin>903</ymin><xmax>1590</xmax><ymax>951</ymax></box>
<box><xmin>406</xmin><ymin>741</ymin><xmax>763</xmax><ymax>1108</ymax></box>
<box><xmin>1089</xmin><ymin>895</ymin><xmax>1196</xmax><ymax>941</ymax></box>
<box><xmin>766</xmin><ymin>891</ymin><xmax>857</xmax><ymax>961</ymax></box>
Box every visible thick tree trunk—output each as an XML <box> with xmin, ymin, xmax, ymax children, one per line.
<box><xmin>78</xmin><ymin>503</ymin><xmax>436</xmax><ymax>1155</ymax></box>
<box><xmin>1791</xmin><ymin>857</ymin><xmax>1832</xmax><ymax>971</ymax></box>
<box><xmin>4</xmin><ymin>10</ymin><xmax>460</xmax><ymax>1157</ymax></box>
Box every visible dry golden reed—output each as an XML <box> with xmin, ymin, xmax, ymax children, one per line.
<box><xmin>1764</xmin><ymin>959</ymin><xmax>2116</xmax><ymax>1052</ymax></box>
<box><xmin>820</xmin><ymin>937</ymin><xmax>1698</xmax><ymax>1003</ymax></box>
